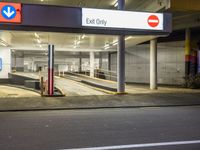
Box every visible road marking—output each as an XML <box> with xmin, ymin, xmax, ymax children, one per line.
<box><xmin>60</xmin><ymin>140</ymin><xmax>200</xmax><ymax>150</ymax></box>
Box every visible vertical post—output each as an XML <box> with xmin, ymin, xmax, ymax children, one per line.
<box><xmin>150</xmin><ymin>39</ymin><xmax>158</xmax><ymax>90</ymax></box>
<box><xmin>198</xmin><ymin>42</ymin><xmax>200</xmax><ymax>74</ymax></box>
<box><xmin>117</xmin><ymin>0</ymin><xmax>125</xmax><ymax>93</ymax></box>
<box><xmin>99</xmin><ymin>52</ymin><xmax>102</xmax><ymax>70</ymax></box>
<box><xmin>90</xmin><ymin>51</ymin><xmax>95</xmax><ymax>77</ymax></box>
<box><xmin>48</xmin><ymin>44</ymin><xmax>54</xmax><ymax>96</ymax></box>
<box><xmin>185</xmin><ymin>28</ymin><xmax>191</xmax><ymax>76</ymax></box>
<box><xmin>79</xmin><ymin>52</ymin><xmax>82</xmax><ymax>73</ymax></box>
<box><xmin>108</xmin><ymin>52</ymin><xmax>111</xmax><ymax>71</ymax></box>
<box><xmin>40</xmin><ymin>76</ymin><xmax>44</xmax><ymax>96</ymax></box>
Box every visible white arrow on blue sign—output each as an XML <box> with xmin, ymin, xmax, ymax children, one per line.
<box><xmin>1</xmin><ymin>5</ymin><xmax>16</xmax><ymax>20</ymax></box>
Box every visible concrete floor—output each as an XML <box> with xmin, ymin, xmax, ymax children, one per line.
<box><xmin>8</xmin><ymin>72</ymin><xmax>200</xmax><ymax>97</ymax></box>
<box><xmin>55</xmin><ymin>76</ymin><xmax>107</xmax><ymax>96</ymax></box>
<box><xmin>0</xmin><ymin>85</ymin><xmax>40</xmax><ymax>97</ymax></box>
<box><xmin>126</xmin><ymin>84</ymin><xmax>200</xmax><ymax>94</ymax></box>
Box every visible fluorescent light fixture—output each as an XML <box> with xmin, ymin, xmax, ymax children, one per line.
<box><xmin>112</xmin><ymin>42</ymin><xmax>118</xmax><ymax>46</ymax></box>
<box><xmin>73</xmin><ymin>45</ymin><xmax>77</xmax><ymax>48</ymax></box>
<box><xmin>113</xmin><ymin>40</ymin><xmax>118</xmax><ymax>43</ymax></box>
<box><xmin>104</xmin><ymin>46</ymin><xmax>110</xmax><ymax>50</ymax></box>
<box><xmin>111</xmin><ymin>40</ymin><xmax>118</xmax><ymax>46</ymax></box>
<box><xmin>0</xmin><ymin>42</ymin><xmax>8</xmax><ymax>47</ymax></box>
<box><xmin>0</xmin><ymin>39</ymin><xmax>9</xmax><ymax>47</ymax></box>
<box><xmin>77</xmin><ymin>41</ymin><xmax>80</xmax><ymax>45</ymax></box>
<box><xmin>34</xmin><ymin>32</ymin><xmax>40</xmax><ymax>38</ymax></box>
<box><xmin>81</xmin><ymin>34</ymin><xmax>86</xmax><ymax>39</ymax></box>
<box><xmin>125</xmin><ymin>36</ymin><xmax>132</xmax><ymax>41</ymax></box>
<box><xmin>114</xmin><ymin>1</ymin><xmax>118</xmax><ymax>7</ymax></box>
<box><xmin>39</xmin><ymin>45</ymin><xmax>42</xmax><ymax>48</ymax></box>
<box><xmin>37</xmin><ymin>39</ymin><xmax>41</xmax><ymax>44</ymax></box>
<box><xmin>104</xmin><ymin>42</ymin><xmax>110</xmax><ymax>48</ymax></box>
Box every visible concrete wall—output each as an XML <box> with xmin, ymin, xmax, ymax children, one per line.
<box><xmin>101</xmin><ymin>52</ymin><xmax>109</xmax><ymax>70</ymax></box>
<box><xmin>102</xmin><ymin>41</ymin><xmax>185</xmax><ymax>85</ymax></box>
<box><xmin>11</xmin><ymin>57</ymin><xmax>24</xmax><ymax>72</ymax></box>
<box><xmin>0</xmin><ymin>47</ymin><xmax>11</xmax><ymax>79</ymax></box>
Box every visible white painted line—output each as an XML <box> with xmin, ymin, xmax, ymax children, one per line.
<box><xmin>148</xmin><ymin>19</ymin><xmax>159</xmax><ymax>23</ymax></box>
<box><xmin>59</xmin><ymin>140</ymin><xmax>200</xmax><ymax>150</ymax></box>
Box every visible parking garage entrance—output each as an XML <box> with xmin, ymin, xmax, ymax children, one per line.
<box><xmin>0</xmin><ymin>2</ymin><xmax>171</xmax><ymax>97</ymax></box>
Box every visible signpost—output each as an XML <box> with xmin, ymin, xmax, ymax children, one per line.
<box><xmin>0</xmin><ymin>2</ymin><xmax>21</xmax><ymax>23</ymax></box>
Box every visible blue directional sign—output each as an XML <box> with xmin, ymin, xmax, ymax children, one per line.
<box><xmin>1</xmin><ymin>5</ymin><xmax>17</xmax><ymax>20</ymax></box>
<box><xmin>0</xmin><ymin>58</ymin><xmax>2</xmax><ymax>71</ymax></box>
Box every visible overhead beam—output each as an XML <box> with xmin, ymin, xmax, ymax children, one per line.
<box><xmin>170</xmin><ymin>0</ymin><xmax>200</xmax><ymax>11</ymax></box>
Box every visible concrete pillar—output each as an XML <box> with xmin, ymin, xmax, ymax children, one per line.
<box><xmin>99</xmin><ymin>52</ymin><xmax>102</xmax><ymax>69</ymax></box>
<box><xmin>0</xmin><ymin>47</ymin><xmax>11</xmax><ymax>79</ymax></box>
<box><xmin>48</xmin><ymin>44</ymin><xmax>54</xmax><ymax>96</ymax></box>
<box><xmin>79</xmin><ymin>52</ymin><xmax>82</xmax><ymax>73</ymax></box>
<box><xmin>198</xmin><ymin>51</ymin><xmax>200</xmax><ymax>74</ymax></box>
<box><xmin>15</xmin><ymin>55</ymin><xmax>24</xmax><ymax>72</ymax></box>
<box><xmin>31</xmin><ymin>58</ymin><xmax>35</xmax><ymax>72</ymax></box>
<box><xmin>108</xmin><ymin>52</ymin><xmax>111</xmax><ymax>71</ymax></box>
<box><xmin>117</xmin><ymin>0</ymin><xmax>125</xmax><ymax>93</ymax></box>
<box><xmin>150</xmin><ymin>39</ymin><xmax>158</xmax><ymax>90</ymax></box>
<box><xmin>197</xmin><ymin>42</ymin><xmax>200</xmax><ymax>73</ymax></box>
<box><xmin>185</xmin><ymin>28</ymin><xmax>191</xmax><ymax>76</ymax></box>
<box><xmin>90</xmin><ymin>51</ymin><xmax>95</xmax><ymax>77</ymax></box>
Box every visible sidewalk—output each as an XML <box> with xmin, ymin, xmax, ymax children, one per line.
<box><xmin>0</xmin><ymin>92</ymin><xmax>200</xmax><ymax>111</ymax></box>
<box><xmin>0</xmin><ymin>85</ymin><xmax>40</xmax><ymax>98</ymax></box>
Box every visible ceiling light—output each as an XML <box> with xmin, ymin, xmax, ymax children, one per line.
<box><xmin>104</xmin><ymin>46</ymin><xmax>110</xmax><ymax>50</ymax></box>
<box><xmin>81</xmin><ymin>34</ymin><xmax>86</xmax><ymax>39</ymax></box>
<box><xmin>37</xmin><ymin>39</ymin><xmax>41</xmax><ymax>44</ymax></box>
<box><xmin>112</xmin><ymin>42</ymin><xmax>118</xmax><ymax>46</ymax></box>
<box><xmin>73</xmin><ymin>45</ymin><xmax>77</xmax><ymax>49</ymax></box>
<box><xmin>114</xmin><ymin>1</ymin><xmax>118</xmax><ymax>7</ymax></box>
<box><xmin>104</xmin><ymin>43</ymin><xmax>110</xmax><ymax>48</ymax></box>
<box><xmin>77</xmin><ymin>41</ymin><xmax>80</xmax><ymax>45</ymax></box>
<box><xmin>125</xmin><ymin>36</ymin><xmax>132</xmax><ymax>41</ymax></box>
<box><xmin>41</xmin><ymin>0</ymin><xmax>44</xmax><ymax>2</ymax></box>
<box><xmin>0</xmin><ymin>42</ymin><xmax>8</xmax><ymax>47</ymax></box>
<box><xmin>34</xmin><ymin>32</ymin><xmax>40</xmax><ymax>38</ymax></box>
<box><xmin>0</xmin><ymin>39</ymin><xmax>9</xmax><ymax>47</ymax></box>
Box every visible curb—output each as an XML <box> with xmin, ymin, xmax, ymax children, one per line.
<box><xmin>0</xmin><ymin>104</ymin><xmax>200</xmax><ymax>112</ymax></box>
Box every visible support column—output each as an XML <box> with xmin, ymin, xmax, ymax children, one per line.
<box><xmin>99</xmin><ymin>52</ymin><xmax>102</xmax><ymax>69</ymax></box>
<box><xmin>185</xmin><ymin>28</ymin><xmax>191</xmax><ymax>76</ymax></box>
<box><xmin>90</xmin><ymin>51</ymin><xmax>95</xmax><ymax>77</ymax></box>
<box><xmin>198</xmin><ymin>51</ymin><xmax>200</xmax><ymax>74</ymax></box>
<box><xmin>79</xmin><ymin>52</ymin><xmax>82</xmax><ymax>73</ymax></box>
<box><xmin>117</xmin><ymin>0</ymin><xmax>125</xmax><ymax>93</ymax></box>
<box><xmin>150</xmin><ymin>39</ymin><xmax>158</xmax><ymax>90</ymax></box>
<box><xmin>108</xmin><ymin>52</ymin><xmax>111</xmax><ymax>71</ymax></box>
<box><xmin>198</xmin><ymin>42</ymin><xmax>200</xmax><ymax>74</ymax></box>
<box><xmin>48</xmin><ymin>44</ymin><xmax>54</xmax><ymax>96</ymax></box>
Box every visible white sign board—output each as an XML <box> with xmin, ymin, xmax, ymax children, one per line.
<box><xmin>82</xmin><ymin>8</ymin><xmax>164</xmax><ymax>30</ymax></box>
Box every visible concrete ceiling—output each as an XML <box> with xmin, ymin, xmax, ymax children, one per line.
<box><xmin>0</xmin><ymin>30</ymin><xmax>157</xmax><ymax>53</ymax></box>
<box><xmin>2</xmin><ymin>0</ymin><xmax>167</xmax><ymax>12</ymax></box>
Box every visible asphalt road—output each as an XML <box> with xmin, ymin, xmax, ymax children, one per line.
<box><xmin>0</xmin><ymin>106</ymin><xmax>200</xmax><ymax>150</ymax></box>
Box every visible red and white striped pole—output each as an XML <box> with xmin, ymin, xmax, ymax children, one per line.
<box><xmin>48</xmin><ymin>44</ymin><xmax>54</xmax><ymax>96</ymax></box>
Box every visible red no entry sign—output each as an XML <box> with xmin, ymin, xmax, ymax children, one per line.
<box><xmin>148</xmin><ymin>15</ymin><xmax>159</xmax><ymax>28</ymax></box>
